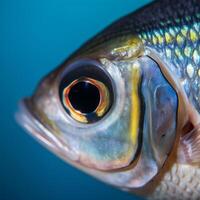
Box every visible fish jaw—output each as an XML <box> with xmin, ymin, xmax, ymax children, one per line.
<box><xmin>16</xmin><ymin>99</ymin><xmax>71</xmax><ymax>157</ymax></box>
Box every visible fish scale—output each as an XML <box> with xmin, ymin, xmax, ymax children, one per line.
<box><xmin>135</xmin><ymin>3</ymin><xmax>200</xmax><ymax>199</ymax></box>
<box><xmin>139</xmin><ymin>19</ymin><xmax>200</xmax><ymax>113</ymax></box>
<box><xmin>75</xmin><ymin>1</ymin><xmax>200</xmax><ymax>198</ymax></box>
<box><xmin>149</xmin><ymin>164</ymin><xmax>200</xmax><ymax>200</ymax></box>
<box><xmin>76</xmin><ymin>0</ymin><xmax>200</xmax><ymax>113</ymax></box>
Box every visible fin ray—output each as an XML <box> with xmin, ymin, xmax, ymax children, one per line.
<box><xmin>177</xmin><ymin>123</ymin><xmax>200</xmax><ymax>165</ymax></box>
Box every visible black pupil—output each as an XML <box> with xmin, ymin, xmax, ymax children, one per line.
<box><xmin>68</xmin><ymin>81</ymin><xmax>100</xmax><ymax>114</ymax></box>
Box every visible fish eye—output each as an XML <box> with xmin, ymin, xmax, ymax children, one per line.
<box><xmin>67</xmin><ymin>79</ymin><xmax>100</xmax><ymax>114</ymax></box>
<box><xmin>59</xmin><ymin>60</ymin><xmax>114</xmax><ymax>123</ymax></box>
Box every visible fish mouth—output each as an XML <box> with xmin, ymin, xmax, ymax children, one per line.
<box><xmin>16</xmin><ymin>99</ymin><xmax>67</xmax><ymax>154</ymax></box>
<box><xmin>15</xmin><ymin>99</ymin><xmax>100</xmax><ymax>174</ymax></box>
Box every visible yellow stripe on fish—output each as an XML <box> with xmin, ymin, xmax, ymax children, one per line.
<box><xmin>130</xmin><ymin>62</ymin><xmax>141</xmax><ymax>146</ymax></box>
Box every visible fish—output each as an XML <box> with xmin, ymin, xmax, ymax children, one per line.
<box><xmin>16</xmin><ymin>0</ymin><xmax>200</xmax><ymax>199</ymax></box>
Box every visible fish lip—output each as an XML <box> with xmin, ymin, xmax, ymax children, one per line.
<box><xmin>15</xmin><ymin>99</ymin><xmax>66</xmax><ymax>152</ymax></box>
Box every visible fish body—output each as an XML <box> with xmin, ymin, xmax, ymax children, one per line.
<box><xmin>17</xmin><ymin>0</ymin><xmax>200</xmax><ymax>200</ymax></box>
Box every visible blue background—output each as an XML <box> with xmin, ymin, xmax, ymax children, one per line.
<box><xmin>1</xmin><ymin>0</ymin><xmax>151</xmax><ymax>199</ymax></box>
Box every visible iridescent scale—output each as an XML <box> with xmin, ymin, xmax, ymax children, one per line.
<box><xmin>76</xmin><ymin>1</ymin><xmax>200</xmax><ymax>113</ymax></box>
<box><xmin>139</xmin><ymin>15</ymin><xmax>200</xmax><ymax>113</ymax></box>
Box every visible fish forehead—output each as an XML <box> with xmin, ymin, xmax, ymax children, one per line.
<box><xmin>74</xmin><ymin>0</ymin><xmax>200</xmax><ymax>113</ymax></box>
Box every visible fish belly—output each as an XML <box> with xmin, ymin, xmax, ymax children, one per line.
<box><xmin>149</xmin><ymin>164</ymin><xmax>200</xmax><ymax>200</ymax></box>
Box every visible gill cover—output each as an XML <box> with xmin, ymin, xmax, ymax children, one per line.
<box><xmin>17</xmin><ymin>36</ymin><xmax>180</xmax><ymax>188</ymax></box>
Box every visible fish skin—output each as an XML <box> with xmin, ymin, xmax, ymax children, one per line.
<box><xmin>148</xmin><ymin>164</ymin><xmax>200</xmax><ymax>200</ymax></box>
<box><xmin>138</xmin><ymin>12</ymin><xmax>200</xmax><ymax>115</ymax></box>
<box><xmin>70</xmin><ymin>0</ymin><xmax>200</xmax><ymax>199</ymax></box>
<box><xmin>74</xmin><ymin>0</ymin><xmax>200</xmax><ymax>113</ymax></box>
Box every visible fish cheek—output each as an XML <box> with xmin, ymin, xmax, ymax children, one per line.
<box><xmin>139</xmin><ymin>56</ymin><xmax>178</xmax><ymax>165</ymax></box>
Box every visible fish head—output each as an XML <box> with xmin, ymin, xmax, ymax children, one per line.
<box><xmin>16</xmin><ymin>33</ymin><xmax>189</xmax><ymax>189</ymax></box>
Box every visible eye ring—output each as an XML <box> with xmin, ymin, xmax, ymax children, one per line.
<box><xmin>59</xmin><ymin>59</ymin><xmax>115</xmax><ymax>124</ymax></box>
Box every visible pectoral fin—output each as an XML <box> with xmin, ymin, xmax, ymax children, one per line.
<box><xmin>177</xmin><ymin>123</ymin><xmax>200</xmax><ymax>165</ymax></box>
